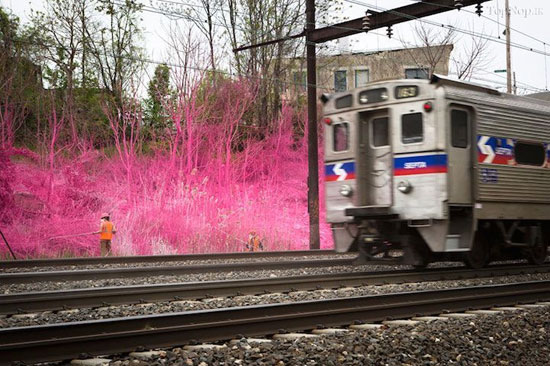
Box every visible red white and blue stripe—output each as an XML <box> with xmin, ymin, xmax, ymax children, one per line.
<box><xmin>325</xmin><ymin>162</ymin><xmax>356</xmax><ymax>181</ymax></box>
<box><xmin>394</xmin><ymin>153</ymin><xmax>447</xmax><ymax>176</ymax></box>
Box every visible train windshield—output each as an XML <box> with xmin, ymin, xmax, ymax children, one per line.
<box><xmin>401</xmin><ymin>113</ymin><xmax>423</xmax><ymax>144</ymax></box>
<box><xmin>333</xmin><ymin>123</ymin><xmax>349</xmax><ymax>152</ymax></box>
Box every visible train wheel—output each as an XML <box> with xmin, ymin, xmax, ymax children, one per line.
<box><xmin>464</xmin><ymin>231</ymin><xmax>489</xmax><ymax>269</ymax></box>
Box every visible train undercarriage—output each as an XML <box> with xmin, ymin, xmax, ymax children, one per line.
<box><xmin>346</xmin><ymin>217</ymin><xmax>550</xmax><ymax>269</ymax></box>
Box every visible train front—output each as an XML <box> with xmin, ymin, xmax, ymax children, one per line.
<box><xmin>322</xmin><ymin>80</ymin><xmax>447</xmax><ymax>266</ymax></box>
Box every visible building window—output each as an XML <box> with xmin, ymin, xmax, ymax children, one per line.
<box><xmin>333</xmin><ymin>123</ymin><xmax>349</xmax><ymax>152</ymax></box>
<box><xmin>514</xmin><ymin>142</ymin><xmax>546</xmax><ymax>167</ymax></box>
<box><xmin>451</xmin><ymin>110</ymin><xmax>469</xmax><ymax>148</ymax></box>
<box><xmin>401</xmin><ymin>113</ymin><xmax>423</xmax><ymax>144</ymax></box>
<box><xmin>405</xmin><ymin>68</ymin><xmax>429</xmax><ymax>79</ymax></box>
<box><xmin>372</xmin><ymin>117</ymin><xmax>389</xmax><ymax>147</ymax></box>
<box><xmin>334</xmin><ymin>70</ymin><xmax>347</xmax><ymax>92</ymax></box>
<box><xmin>355</xmin><ymin>69</ymin><xmax>369</xmax><ymax>88</ymax></box>
<box><xmin>292</xmin><ymin>71</ymin><xmax>306</xmax><ymax>92</ymax></box>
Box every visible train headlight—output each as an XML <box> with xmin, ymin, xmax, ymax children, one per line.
<box><xmin>339</xmin><ymin>185</ymin><xmax>353</xmax><ymax>197</ymax></box>
<box><xmin>397</xmin><ymin>180</ymin><xmax>413</xmax><ymax>194</ymax></box>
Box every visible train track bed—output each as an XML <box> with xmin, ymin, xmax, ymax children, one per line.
<box><xmin>1</xmin><ymin>281</ymin><xmax>549</xmax><ymax>365</ymax></box>
<box><xmin>3</xmin><ymin>265</ymin><xmax>550</xmax><ymax>328</ymax></box>
<box><xmin>105</xmin><ymin>306</ymin><xmax>550</xmax><ymax>366</ymax></box>
<box><xmin>0</xmin><ymin>251</ymin><xmax>355</xmax><ymax>273</ymax></box>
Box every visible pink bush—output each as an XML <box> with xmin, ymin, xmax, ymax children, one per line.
<box><xmin>0</xmin><ymin>79</ymin><xmax>333</xmax><ymax>258</ymax></box>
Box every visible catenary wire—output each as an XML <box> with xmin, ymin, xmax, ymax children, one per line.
<box><xmin>133</xmin><ymin>0</ymin><xmax>547</xmax><ymax>93</ymax></box>
<box><xmin>338</xmin><ymin>0</ymin><xmax>550</xmax><ymax>57</ymax></box>
<box><xmin>18</xmin><ymin>0</ymin><xmax>546</xmax><ymax>93</ymax></box>
<box><xmin>405</xmin><ymin>0</ymin><xmax>550</xmax><ymax>45</ymax></box>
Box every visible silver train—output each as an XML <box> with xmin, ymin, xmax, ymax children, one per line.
<box><xmin>322</xmin><ymin>75</ymin><xmax>550</xmax><ymax>268</ymax></box>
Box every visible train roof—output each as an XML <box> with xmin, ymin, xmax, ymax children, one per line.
<box><xmin>321</xmin><ymin>75</ymin><xmax>550</xmax><ymax>116</ymax></box>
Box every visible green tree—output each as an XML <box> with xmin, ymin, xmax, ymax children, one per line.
<box><xmin>0</xmin><ymin>6</ymin><xmax>44</xmax><ymax>148</ymax></box>
<box><xmin>145</xmin><ymin>63</ymin><xmax>171</xmax><ymax>132</ymax></box>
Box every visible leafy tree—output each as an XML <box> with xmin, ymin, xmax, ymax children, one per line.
<box><xmin>145</xmin><ymin>63</ymin><xmax>172</xmax><ymax>132</ymax></box>
<box><xmin>0</xmin><ymin>6</ymin><xmax>44</xmax><ymax>147</ymax></box>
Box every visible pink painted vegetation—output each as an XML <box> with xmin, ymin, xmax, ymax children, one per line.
<box><xmin>0</xmin><ymin>79</ymin><xmax>332</xmax><ymax>258</ymax></box>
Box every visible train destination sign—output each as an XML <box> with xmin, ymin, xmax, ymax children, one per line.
<box><xmin>395</xmin><ymin>86</ymin><xmax>419</xmax><ymax>99</ymax></box>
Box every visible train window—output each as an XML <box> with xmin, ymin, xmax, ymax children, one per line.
<box><xmin>514</xmin><ymin>142</ymin><xmax>546</xmax><ymax>167</ymax></box>
<box><xmin>358</xmin><ymin>88</ymin><xmax>389</xmax><ymax>104</ymax></box>
<box><xmin>333</xmin><ymin>123</ymin><xmax>349</xmax><ymax>152</ymax></box>
<box><xmin>401</xmin><ymin>113</ymin><xmax>423</xmax><ymax>144</ymax></box>
<box><xmin>372</xmin><ymin>117</ymin><xmax>389</xmax><ymax>147</ymax></box>
<box><xmin>335</xmin><ymin>94</ymin><xmax>353</xmax><ymax>109</ymax></box>
<box><xmin>451</xmin><ymin>110</ymin><xmax>469</xmax><ymax>148</ymax></box>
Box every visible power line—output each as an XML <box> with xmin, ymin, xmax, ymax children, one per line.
<box><xmin>405</xmin><ymin>0</ymin><xmax>550</xmax><ymax>45</ymax></box>
<box><xmin>404</xmin><ymin>0</ymin><xmax>550</xmax><ymax>92</ymax></box>
<box><xmin>338</xmin><ymin>0</ymin><xmax>550</xmax><ymax>57</ymax></box>
<box><xmin>126</xmin><ymin>0</ymin><xmax>547</xmax><ymax>93</ymax></box>
<box><xmin>18</xmin><ymin>0</ymin><xmax>546</xmax><ymax>93</ymax></box>
<box><xmin>125</xmin><ymin>0</ymin><xmax>305</xmax><ymax>52</ymax></box>
<box><xmin>314</xmin><ymin>34</ymin><xmax>545</xmax><ymax>94</ymax></box>
<box><xmin>12</xmin><ymin>36</ymin><xmax>338</xmax><ymax>91</ymax></box>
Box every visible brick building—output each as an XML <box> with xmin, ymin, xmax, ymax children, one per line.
<box><xmin>285</xmin><ymin>44</ymin><xmax>453</xmax><ymax>97</ymax></box>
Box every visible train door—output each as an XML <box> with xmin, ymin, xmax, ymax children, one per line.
<box><xmin>358</xmin><ymin>110</ymin><xmax>392</xmax><ymax>206</ymax></box>
<box><xmin>447</xmin><ymin>106</ymin><xmax>472</xmax><ymax>204</ymax></box>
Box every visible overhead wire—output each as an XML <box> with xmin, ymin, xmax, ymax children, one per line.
<box><xmin>405</xmin><ymin>0</ymin><xmax>550</xmax><ymax>45</ymax></box>
<box><xmin>312</xmin><ymin>32</ymin><xmax>545</xmax><ymax>94</ymax></box>
<box><xmin>131</xmin><ymin>0</ymin><xmax>306</xmax><ymax>54</ymax></box>
<box><xmin>20</xmin><ymin>0</ymin><xmax>546</xmax><ymax>93</ymax></box>
<box><xmin>132</xmin><ymin>0</ymin><xmax>548</xmax><ymax>93</ymax></box>
<box><xmin>334</xmin><ymin>0</ymin><xmax>548</xmax><ymax>92</ymax></box>
<box><xmin>405</xmin><ymin>0</ymin><xmax>550</xmax><ymax>91</ymax></box>
<box><xmin>338</xmin><ymin>0</ymin><xmax>550</xmax><ymax>57</ymax></box>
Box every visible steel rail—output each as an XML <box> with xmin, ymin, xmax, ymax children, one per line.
<box><xmin>0</xmin><ymin>258</ymin><xmax>355</xmax><ymax>284</ymax></box>
<box><xmin>0</xmin><ymin>250</ymin><xmax>337</xmax><ymax>269</ymax></box>
<box><xmin>1</xmin><ymin>280</ymin><xmax>549</xmax><ymax>365</ymax></box>
<box><xmin>2</xmin><ymin>263</ymin><xmax>550</xmax><ymax>315</ymax></box>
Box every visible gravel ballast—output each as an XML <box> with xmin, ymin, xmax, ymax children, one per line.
<box><xmin>0</xmin><ymin>263</ymin><xmax>424</xmax><ymax>294</ymax></box>
<box><xmin>0</xmin><ymin>254</ymin><xmax>357</xmax><ymax>273</ymax></box>
<box><xmin>3</xmin><ymin>272</ymin><xmax>550</xmax><ymax>328</ymax></box>
<box><xmin>55</xmin><ymin>306</ymin><xmax>550</xmax><ymax>366</ymax></box>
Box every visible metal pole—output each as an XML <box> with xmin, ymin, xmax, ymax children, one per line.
<box><xmin>513</xmin><ymin>71</ymin><xmax>517</xmax><ymax>95</ymax></box>
<box><xmin>306</xmin><ymin>0</ymin><xmax>320</xmax><ymax>250</ymax></box>
<box><xmin>505</xmin><ymin>0</ymin><xmax>512</xmax><ymax>93</ymax></box>
<box><xmin>0</xmin><ymin>229</ymin><xmax>17</xmax><ymax>260</ymax></box>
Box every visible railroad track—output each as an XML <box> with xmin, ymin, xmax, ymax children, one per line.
<box><xmin>0</xmin><ymin>250</ymin><xmax>338</xmax><ymax>269</ymax></box>
<box><xmin>0</xmin><ymin>258</ymin><xmax>355</xmax><ymax>284</ymax></box>
<box><xmin>1</xmin><ymin>280</ymin><xmax>549</xmax><ymax>365</ymax></box>
<box><xmin>2</xmin><ymin>263</ymin><xmax>550</xmax><ymax>315</ymax></box>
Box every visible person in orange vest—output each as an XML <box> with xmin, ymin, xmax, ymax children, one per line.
<box><xmin>95</xmin><ymin>213</ymin><xmax>117</xmax><ymax>256</ymax></box>
<box><xmin>246</xmin><ymin>231</ymin><xmax>263</xmax><ymax>252</ymax></box>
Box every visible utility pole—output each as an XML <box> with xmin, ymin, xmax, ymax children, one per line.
<box><xmin>513</xmin><ymin>71</ymin><xmax>517</xmax><ymax>95</ymax></box>
<box><xmin>505</xmin><ymin>0</ymin><xmax>512</xmax><ymax>93</ymax></box>
<box><xmin>233</xmin><ymin>0</ymin><xmax>490</xmax><ymax>250</ymax></box>
<box><xmin>306</xmin><ymin>0</ymin><xmax>320</xmax><ymax>250</ymax></box>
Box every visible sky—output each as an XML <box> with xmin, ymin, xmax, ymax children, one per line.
<box><xmin>1</xmin><ymin>0</ymin><xmax>549</xmax><ymax>95</ymax></box>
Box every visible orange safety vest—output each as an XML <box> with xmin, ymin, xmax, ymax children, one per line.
<box><xmin>100</xmin><ymin>221</ymin><xmax>115</xmax><ymax>240</ymax></box>
<box><xmin>249</xmin><ymin>235</ymin><xmax>262</xmax><ymax>252</ymax></box>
